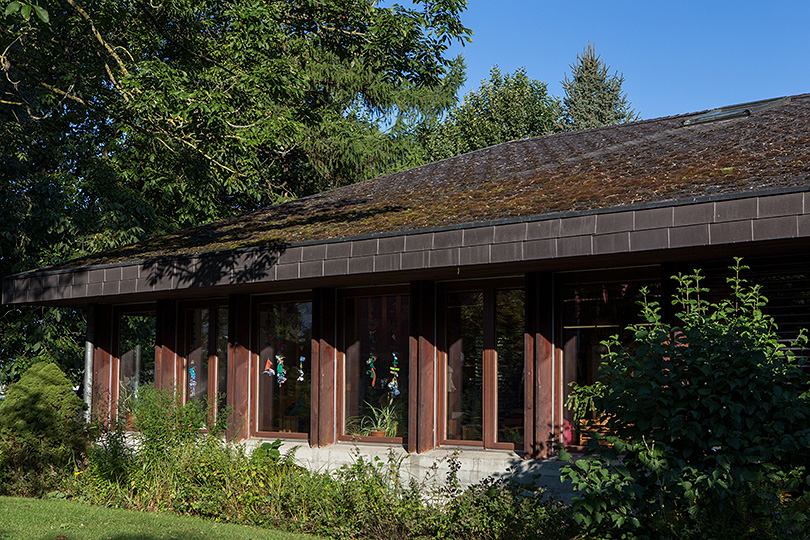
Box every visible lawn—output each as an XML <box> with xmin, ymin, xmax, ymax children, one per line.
<box><xmin>0</xmin><ymin>496</ymin><xmax>323</xmax><ymax>540</ymax></box>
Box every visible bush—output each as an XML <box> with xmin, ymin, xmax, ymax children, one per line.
<box><xmin>561</xmin><ymin>260</ymin><xmax>810</xmax><ymax>539</ymax></box>
<box><xmin>0</xmin><ymin>361</ymin><xmax>87</xmax><ymax>495</ymax></box>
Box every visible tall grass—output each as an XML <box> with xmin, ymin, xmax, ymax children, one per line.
<box><xmin>70</xmin><ymin>385</ymin><xmax>577</xmax><ymax>540</ymax></box>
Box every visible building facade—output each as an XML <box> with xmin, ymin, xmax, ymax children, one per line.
<box><xmin>4</xmin><ymin>95</ymin><xmax>810</xmax><ymax>460</ymax></box>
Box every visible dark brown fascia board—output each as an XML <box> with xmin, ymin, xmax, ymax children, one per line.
<box><xmin>4</xmin><ymin>185</ymin><xmax>810</xmax><ymax>307</ymax></box>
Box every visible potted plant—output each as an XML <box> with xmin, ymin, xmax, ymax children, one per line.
<box><xmin>348</xmin><ymin>399</ymin><xmax>401</xmax><ymax>437</ymax></box>
<box><xmin>565</xmin><ymin>380</ymin><xmax>609</xmax><ymax>446</ymax></box>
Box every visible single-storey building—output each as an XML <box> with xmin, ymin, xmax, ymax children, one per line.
<box><xmin>4</xmin><ymin>94</ymin><xmax>810</xmax><ymax>466</ymax></box>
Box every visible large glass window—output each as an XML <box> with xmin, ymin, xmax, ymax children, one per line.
<box><xmin>560</xmin><ymin>272</ymin><xmax>659</xmax><ymax>445</ymax></box>
<box><xmin>343</xmin><ymin>294</ymin><xmax>409</xmax><ymax>438</ymax></box>
<box><xmin>118</xmin><ymin>311</ymin><xmax>156</xmax><ymax>413</ymax></box>
<box><xmin>257</xmin><ymin>301</ymin><xmax>312</xmax><ymax>434</ymax></box>
<box><xmin>185</xmin><ymin>305</ymin><xmax>228</xmax><ymax>420</ymax></box>
<box><xmin>444</xmin><ymin>286</ymin><xmax>525</xmax><ymax>448</ymax></box>
<box><xmin>496</xmin><ymin>289</ymin><xmax>525</xmax><ymax>446</ymax></box>
<box><xmin>445</xmin><ymin>291</ymin><xmax>484</xmax><ymax>441</ymax></box>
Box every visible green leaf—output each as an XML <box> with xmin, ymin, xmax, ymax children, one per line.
<box><xmin>32</xmin><ymin>3</ymin><xmax>47</xmax><ymax>22</ymax></box>
<box><xmin>19</xmin><ymin>2</ymin><xmax>29</xmax><ymax>20</ymax></box>
<box><xmin>4</xmin><ymin>1</ymin><xmax>21</xmax><ymax>15</ymax></box>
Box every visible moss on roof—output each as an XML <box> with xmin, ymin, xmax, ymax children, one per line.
<box><xmin>55</xmin><ymin>94</ymin><xmax>810</xmax><ymax>269</ymax></box>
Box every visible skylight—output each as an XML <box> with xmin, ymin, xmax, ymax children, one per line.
<box><xmin>682</xmin><ymin>96</ymin><xmax>790</xmax><ymax>126</ymax></box>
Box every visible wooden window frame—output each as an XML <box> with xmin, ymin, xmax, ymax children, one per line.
<box><xmin>337</xmin><ymin>286</ymin><xmax>410</xmax><ymax>445</ymax></box>
<box><xmin>251</xmin><ymin>293</ymin><xmax>313</xmax><ymax>440</ymax></box>
<box><xmin>438</xmin><ymin>278</ymin><xmax>524</xmax><ymax>451</ymax></box>
<box><xmin>179</xmin><ymin>299</ymin><xmax>228</xmax><ymax>427</ymax></box>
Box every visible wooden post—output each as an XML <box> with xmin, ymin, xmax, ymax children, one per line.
<box><xmin>410</xmin><ymin>281</ymin><xmax>437</xmax><ymax>453</ymax></box>
<box><xmin>228</xmin><ymin>295</ymin><xmax>251</xmax><ymax>440</ymax></box>
<box><xmin>311</xmin><ymin>288</ymin><xmax>337</xmax><ymax>446</ymax></box>
<box><xmin>526</xmin><ymin>272</ymin><xmax>555</xmax><ymax>458</ymax></box>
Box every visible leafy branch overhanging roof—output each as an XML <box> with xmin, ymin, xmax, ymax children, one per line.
<box><xmin>49</xmin><ymin>94</ymin><xmax>810</xmax><ymax>270</ymax></box>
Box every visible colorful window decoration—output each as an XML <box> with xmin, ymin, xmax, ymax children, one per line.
<box><xmin>344</xmin><ymin>295</ymin><xmax>409</xmax><ymax>438</ymax></box>
<box><xmin>257</xmin><ymin>301</ymin><xmax>312</xmax><ymax>434</ymax></box>
<box><xmin>186</xmin><ymin>306</ymin><xmax>229</xmax><ymax>420</ymax></box>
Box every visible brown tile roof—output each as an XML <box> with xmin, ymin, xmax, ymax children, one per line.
<box><xmin>51</xmin><ymin>94</ymin><xmax>810</xmax><ymax>269</ymax></box>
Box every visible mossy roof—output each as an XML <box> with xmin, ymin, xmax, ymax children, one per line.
<box><xmin>53</xmin><ymin>94</ymin><xmax>810</xmax><ymax>269</ymax></box>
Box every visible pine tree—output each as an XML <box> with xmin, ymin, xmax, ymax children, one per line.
<box><xmin>561</xmin><ymin>43</ymin><xmax>639</xmax><ymax>131</ymax></box>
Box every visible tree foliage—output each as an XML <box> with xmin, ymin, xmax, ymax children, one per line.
<box><xmin>561</xmin><ymin>260</ymin><xmax>810</xmax><ymax>539</ymax></box>
<box><xmin>561</xmin><ymin>43</ymin><xmax>638</xmax><ymax>131</ymax></box>
<box><xmin>418</xmin><ymin>66</ymin><xmax>562</xmax><ymax>163</ymax></box>
<box><xmin>0</xmin><ymin>0</ymin><xmax>470</xmax><ymax>385</ymax></box>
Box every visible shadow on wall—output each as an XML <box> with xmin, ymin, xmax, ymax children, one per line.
<box><xmin>141</xmin><ymin>241</ymin><xmax>287</xmax><ymax>290</ymax></box>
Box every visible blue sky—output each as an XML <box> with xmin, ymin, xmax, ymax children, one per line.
<box><xmin>446</xmin><ymin>1</ymin><xmax>810</xmax><ymax>120</ymax></box>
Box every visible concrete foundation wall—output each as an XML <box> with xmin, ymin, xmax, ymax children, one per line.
<box><xmin>244</xmin><ymin>438</ymin><xmax>575</xmax><ymax>503</ymax></box>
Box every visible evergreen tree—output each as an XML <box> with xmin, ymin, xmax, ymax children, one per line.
<box><xmin>561</xmin><ymin>43</ymin><xmax>638</xmax><ymax>131</ymax></box>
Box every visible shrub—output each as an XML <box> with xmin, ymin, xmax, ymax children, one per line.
<box><xmin>0</xmin><ymin>361</ymin><xmax>87</xmax><ymax>495</ymax></box>
<box><xmin>561</xmin><ymin>260</ymin><xmax>810</xmax><ymax>539</ymax></box>
<box><xmin>129</xmin><ymin>384</ymin><xmax>208</xmax><ymax>467</ymax></box>
<box><xmin>442</xmin><ymin>475</ymin><xmax>576</xmax><ymax>540</ymax></box>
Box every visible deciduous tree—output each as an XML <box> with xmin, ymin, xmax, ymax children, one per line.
<box><xmin>421</xmin><ymin>66</ymin><xmax>562</xmax><ymax>162</ymax></box>
<box><xmin>0</xmin><ymin>0</ymin><xmax>470</xmax><ymax>385</ymax></box>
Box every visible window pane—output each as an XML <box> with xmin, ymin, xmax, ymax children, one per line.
<box><xmin>216</xmin><ymin>307</ymin><xmax>229</xmax><ymax>418</ymax></box>
<box><xmin>187</xmin><ymin>308</ymin><xmax>209</xmax><ymax>405</ymax></box>
<box><xmin>258</xmin><ymin>302</ymin><xmax>312</xmax><ymax>433</ymax></box>
<box><xmin>344</xmin><ymin>295</ymin><xmax>409</xmax><ymax>437</ymax></box>
<box><xmin>496</xmin><ymin>289</ymin><xmax>524</xmax><ymax>446</ymax></box>
<box><xmin>119</xmin><ymin>313</ymin><xmax>156</xmax><ymax>411</ymax></box>
<box><xmin>561</xmin><ymin>279</ymin><xmax>659</xmax><ymax>444</ymax></box>
<box><xmin>445</xmin><ymin>291</ymin><xmax>484</xmax><ymax>441</ymax></box>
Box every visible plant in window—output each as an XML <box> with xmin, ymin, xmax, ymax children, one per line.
<box><xmin>348</xmin><ymin>399</ymin><xmax>401</xmax><ymax>437</ymax></box>
<box><xmin>565</xmin><ymin>380</ymin><xmax>607</xmax><ymax>445</ymax></box>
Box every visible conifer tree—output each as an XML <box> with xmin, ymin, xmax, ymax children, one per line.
<box><xmin>561</xmin><ymin>43</ymin><xmax>638</xmax><ymax>131</ymax></box>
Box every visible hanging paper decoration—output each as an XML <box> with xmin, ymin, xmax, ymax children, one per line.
<box><xmin>387</xmin><ymin>351</ymin><xmax>400</xmax><ymax>396</ymax></box>
<box><xmin>263</xmin><ymin>357</ymin><xmax>276</xmax><ymax>376</ymax></box>
<box><xmin>298</xmin><ymin>356</ymin><xmax>305</xmax><ymax>382</ymax></box>
<box><xmin>276</xmin><ymin>354</ymin><xmax>287</xmax><ymax>385</ymax></box>
<box><xmin>188</xmin><ymin>365</ymin><xmax>197</xmax><ymax>395</ymax></box>
<box><xmin>366</xmin><ymin>353</ymin><xmax>377</xmax><ymax>387</ymax></box>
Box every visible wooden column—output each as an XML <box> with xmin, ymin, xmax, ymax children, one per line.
<box><xmin>92</xmin><ymin>304</ymin><xmax>114</xmax><ymax>424</ymax></box>
<box><xmin>482</xmin><ymin>288</ymin><xmax>497</xmax><ymax>448</ymax></box>
<box><xmin>526</xmin><ymin>272</ymin><xmax>555</xmax><ymax>458</ymax></box>
<box><xmin>409</xmin><ymin>281</ymin><xmax>437</xmax><ymax>453</ymax></box>
<box><xmin>311</xmin><ymin>288</ymin><xmax>337</xmax><ymax>447</ymax></box>
<box><xmin>228</xmin><ymin>294</ymin><xmax>251</xmax><ymax>440</ymax></box>
<box><xmin>154</xmin><ymin>300</ymin><xmax>178</xmax><ymax>390</ymax></box>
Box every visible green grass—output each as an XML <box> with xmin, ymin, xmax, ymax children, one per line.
<box><xmin>0</xmin><ymin>496</ymin><xmax>323</xmax><ymax>540</ymax></box>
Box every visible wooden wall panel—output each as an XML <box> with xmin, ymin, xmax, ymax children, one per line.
<box><xmin>92</xmin><ymin>304</ymin><xmax>114</xmax><ymax>424</ymax></box>
<box><xmin>155</xmin><ymin>300</ymin><xmax>178</xmax><ymax>390</ymax></box>
<box><xmin>482</xmin><ymin>288</ymin><xmax>497</xmax><ymax>448</ymax></box>
<box><xmin>526</xmin><ymin>272</ymin><xmax>555</xmax><ymax>458</ymax></box>
<box><xmin>228</xmin><ymin>294</ymin><xmax>251</xmax><ymax>440</ymax></box>
<box><xmin>410</xmin><ymin>281</ymin><xmax>437</xmax><ymax>453</ymax></box>
<box><xmin>312</xmin><ymin>288</ymin><xmax>337</xmax><ymax>446</ymax></box>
